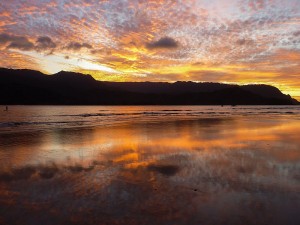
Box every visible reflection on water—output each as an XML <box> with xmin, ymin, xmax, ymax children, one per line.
<box><xmin>0</xmin><ymin>106</ymin><xmax>300</xmax><ymax>225</ymax></box>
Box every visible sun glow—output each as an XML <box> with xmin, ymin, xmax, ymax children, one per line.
<box><xmin>0</xmin><ymin>0</ymin><xmax>299</xmax><ymax>98</ymax></box>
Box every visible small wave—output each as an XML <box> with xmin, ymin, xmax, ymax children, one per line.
<box><xmin>0</xmin><ymin>121</ymin><xmax>83</xmax><ymax>128</ymax></box>
<box><xmin>0</xmin><ymin>122</ymin><xmax>17</xmax><ymax>128</ymax></box>
<box><xmin>160</xmin><ymin>109</ymin><xmax>193</xmax><ymax>112</ymax></box>
<box><xmin>259</xmin><ymin>111</ymin><xmax>294</xmax><ymax>114</ymax></box>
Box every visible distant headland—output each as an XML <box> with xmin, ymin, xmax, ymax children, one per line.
<box><xmin>0</xmin><ymin>68</ymin><xmax>298</xmax><ymax>105</ymax></box>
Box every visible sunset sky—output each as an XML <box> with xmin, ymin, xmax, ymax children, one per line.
<box><xmin>0</xmin><ymin>0</ymin><xmax>300</xmax><ymax>99</ymax></box>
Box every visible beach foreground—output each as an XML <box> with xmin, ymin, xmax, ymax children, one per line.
<box><xmin>0</xmin><ymin>106</ymin><xmax>300</xmax><ymax>225</ymax></box>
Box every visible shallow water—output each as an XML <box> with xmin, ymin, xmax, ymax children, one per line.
<box><xmin>0</xmin><ymin>106</ymin><xmax>300</xmax><ymax>225</ymax></box>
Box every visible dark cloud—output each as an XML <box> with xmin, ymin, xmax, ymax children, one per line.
<box><xmin>0</xmin><ymin>33</ymin><xmax>11</xmax><ymax>44</ymax></box>
<box><xmin>293</xmin><ymin>31</ymin><xmax>300</xmax><ymax>37</ymax></box>
<box><xmin>0</xmin><ymin>33</ymin><xmax>35</xmax><ymax>51</ymax></box>
<box><xmin>8</xmin><ymin>36</ymin><xmax>35</xmax><ymax>51</ymax></box>
<box><xmin>0</xmin><ymin>33</ymin><xmax>57</xmax><ymax>52</ymax></box>
<box><xmin>0</xmin><ymin>33</ymin><xmax>92</xmax><ymax>53</ymax></box>
<box><xmin>236</xmin><ymin>38</ymin><xmax>254</xmax><ymax>45</ymax></box>
<box><xmin>36</xmin><ymin>36</ymin><xmax>56</xmax><ymax>50</ymax></box>
<box><xmin>146</xmin><ymin>37</ymin><xmax>179</xmax><ymax>49</ymax></box>
<box><xmin>66</xmin><ymin>42</ymin><xmax>93</xmax><ymax>51</ymax></box>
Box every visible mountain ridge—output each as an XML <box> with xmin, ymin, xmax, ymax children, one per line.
<box><xmin>0</xmin><ymin>68</ymin><xmax>298</xmax><ymax>105</ymax></box>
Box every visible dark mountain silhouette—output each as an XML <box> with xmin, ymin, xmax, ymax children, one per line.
<box><xmin>0</xmin><ymin>68</ymin><xmax>298</xmax><ymax>105</ymax></box>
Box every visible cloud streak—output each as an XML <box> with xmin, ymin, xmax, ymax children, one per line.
<box><xmin>0</xmin><ymin>33</ymin><xmax>34</xmax><ymax>51</ymax></box>
<box><xmin>65</xmin><ymin>42</ymin><xmax>93</xmax><ymax>51</ymax></box>
<box><xmin>146</xmin><ymin>37</ymin><xmax>179</xmax><ymax>49</ymax></box>
<box><xmin>36</xmin><ymin>36</ymin><xmax>56</xmax><ymax>51</ymax></box>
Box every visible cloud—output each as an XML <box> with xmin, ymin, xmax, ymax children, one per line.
<box><xmin>1</xmin><ymin>34</ymin><xmax>92</xmax><ymax>53</ymax></box>
<box><xmin>0</xmin><ymin>0</ymin><xmax>300</xmax><ymax>98</ymax></box>
<box><xmin>7</xmin><ymin>36</ymin><xmax>34</xmax><ymax>51</ymax></box>
<box><xmin>0</xmin><ymin>33</ymin><xmax>12</xmax><ymax>44</ymax></box>
<box><xmin>294</xmin><ymin>31</ymin><xmax>300</xmax><ymax>37</ymax></box>
<box><xmin>146</xmin><ymin>37</ymin><xmax>179</xmax><ymax>49</ymax></box>
<box><xmin>0</xmin><ymin>33</ymin><xmax>57</xmax><ymax>52</ymax></box>
<box><xmin>0</xmin><ymin>33</ymin><xmax>35</xmax><ymax>51</ymax></box>
<box><xmin>65</xmin><ymin>42</ymin><xmax>93</xmax><ymax>51</ymax></box>
<box><xmin>236</xmin><ymin>38</ymin><xmax>254</xmax><ymax>45</ymax></box>
<box><xmin>36</xmin><ymin>36</ymin><xmax>56</xmax><ymax>50</ymax></box>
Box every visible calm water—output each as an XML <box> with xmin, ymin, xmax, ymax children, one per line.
<box><xmin>0</xmin><ymin>106</ymin><xmax>300</xmax><ymax>225</ymax></box>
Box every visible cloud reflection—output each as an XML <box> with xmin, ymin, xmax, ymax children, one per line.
<box><xmin>0</xmin><ymin>115</ymin><xmax>300</xmax><ymax>224</ymax></box>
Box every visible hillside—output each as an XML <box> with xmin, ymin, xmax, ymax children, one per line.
<box><xmin>0</xmin><ymin>68</ymin><xmax>298</xmax><ymax>105</ymax></box>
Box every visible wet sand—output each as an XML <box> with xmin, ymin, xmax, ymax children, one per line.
<box><xmin>0</xmin><ymin>106</ymin><xmax>300</xmax><ymax>225</ymax></box>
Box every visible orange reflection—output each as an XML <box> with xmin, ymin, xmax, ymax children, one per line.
<box><xmin>1</xmin><ymin>114</ymin><xmax>300</xmax><ymax>171</ymax></box>
<box><xmin>1</xmin><ymin>113</ymin><xmax>300</xmax><ymax>224</ymax></box>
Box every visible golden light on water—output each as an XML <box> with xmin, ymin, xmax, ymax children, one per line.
<box><xmin>1</xmin><ymin>106</ymin><xmax>300</xmax><ymax>224</ymax></box>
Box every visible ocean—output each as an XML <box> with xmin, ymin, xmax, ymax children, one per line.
<box><xmin>0</xmin><ymin>105</ymin><xmax>300</xmax><ymax>225</ymax></box>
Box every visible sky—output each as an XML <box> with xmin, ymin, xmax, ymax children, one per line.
<box><xmin>0</xmin><ymin>0</ymin><xmax>300</xmax><ymax>99</ymax></box>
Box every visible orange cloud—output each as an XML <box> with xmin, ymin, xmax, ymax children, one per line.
<box><xmin>0</xmin><ymin>0</ymin><xmax>299</xmax><ymax>99</ymax></box>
